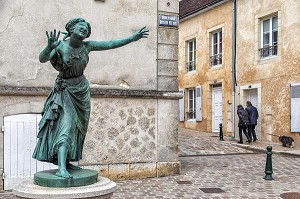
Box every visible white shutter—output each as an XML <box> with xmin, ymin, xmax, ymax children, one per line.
<box><xmin>196</xmin><ymin>86</ymin><xmax>202</xmax><ymax>121</ymax></box>
<box><xmin>179</xmin><ymin>89</ymin><xmax>185</xmax><ymax>122</ymax></box>
<box><xmin>291</xmin><ymin>83</ymin><xmax>300</xmax><ymax>132</ymax></box>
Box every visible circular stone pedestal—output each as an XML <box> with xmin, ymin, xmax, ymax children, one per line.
<box><xmin>13</xmin><ymin>176</ymin><xmax>116</xmax><ymax>199</ymax></box>
<box><xmin>34</xmin><ymin>169</ymin><xmax>98</xmax><ymax>187</ymax></box>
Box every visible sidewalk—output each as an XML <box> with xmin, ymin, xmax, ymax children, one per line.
<box><xmin>179</xmin><ymin>127</ymin><xmax>300</xmax><ymax>157</ymax></box>
<box><xmin>1</xmin><ymin>128</ymin><xmax>300</xmax><ymax>198</ymax></box>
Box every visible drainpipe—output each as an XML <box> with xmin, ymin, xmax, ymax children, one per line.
<box><xmin>232</xmin><ymin>0</ymin><xmax>237</xmax><ymax>138</ymax></box>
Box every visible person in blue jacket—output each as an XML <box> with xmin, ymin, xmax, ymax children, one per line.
<box><xmin>245</xmin><ymin>101</ymin><xmax>259</xmax><ymax>142</ymax></box>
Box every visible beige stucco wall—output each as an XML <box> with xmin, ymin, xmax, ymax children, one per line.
<box><xmin>0</xmin><ymin>0</ymin><xmax>157</xmax><ymax>90</ymax></box>
<box><xmin>178</xmin><ymin>1</ymin><xmax>233</xmax><ymax>135</ymax></box>
<box><xmin>236</xmin><ymin>0</ymin><xmax>300</xmax><ymax>144</ymax></box>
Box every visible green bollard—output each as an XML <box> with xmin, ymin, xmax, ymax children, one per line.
<box><xmin>219</xmin><ymin>123</ymin><xmax>224</xmax><ymax>141</ymax></box>
<box><xmin>264</xmin><ymin>146</ymin><xmax>274</xmax><ymax>180</ymax></box>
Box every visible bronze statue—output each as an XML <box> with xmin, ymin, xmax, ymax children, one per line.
<box><xmin>32</xmin><ymin>18</ymin><xmax>148</xmax><ymax>178</ymax></box>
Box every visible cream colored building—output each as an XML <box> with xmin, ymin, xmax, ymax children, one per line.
<box><xmin>236</xmin><ymin>0</ymin><xmax>300</xmax><ymax>144</ymax></box>
<box><xmin>178</xmin><ymin>0</ymin><xmax>234</xmax><ymax>135</ymax></box>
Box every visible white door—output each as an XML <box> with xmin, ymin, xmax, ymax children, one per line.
<box><xmin>3</xmin><ymin>114</ymin><xmax>57</xmax><ymax>190</ymax></box>
<box><xmin>245</xmin><ymin>89</ymin><xmax>259</xmax><ymax>137</ymax></box>
<box><xmin>246</xmin><ymin>89</ymin><xmax>258</xmax><ymax>108</ymax></box>
<box><xmin>212</xmin><ymin>86</ymin><xmax>223</xmax><ymax>132</ymax></box>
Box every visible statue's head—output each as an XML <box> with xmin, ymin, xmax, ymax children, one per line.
<box><xmin>64</xmin><ymin>18</ymin><xmax>91</xmax><ymax>40</ymax></box>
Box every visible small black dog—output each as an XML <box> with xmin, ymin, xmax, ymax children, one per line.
<box><xmin>279</xmin><ymin>135</ymin><xmax>294</xmax><ymax>148</ymax></box>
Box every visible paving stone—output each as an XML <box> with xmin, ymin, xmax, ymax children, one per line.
<box><xmin>2</xmin><ymin>128</ymin><xmax>300</xmax><ymax>198</ymax></box>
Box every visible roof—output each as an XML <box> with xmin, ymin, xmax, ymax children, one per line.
<box><xmin>179</xmin><ymin>0</ymin><xmax>227</xmax><ymax>20</ymax></box>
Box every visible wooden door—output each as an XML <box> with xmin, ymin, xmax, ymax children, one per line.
<box><xmin>3</xmin><ymin>114</ymin><xmax>57</xmax><ymax>190</ymax></box>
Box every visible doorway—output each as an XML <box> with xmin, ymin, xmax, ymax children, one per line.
<box><xmin>212</xmin><ymin>86</ymin><xmax>222</xmax><ymax>132</ymax></box>
<box><xmin>244</xmin><ymin>88</ymin><xmax>260</xmax><ymax>138</ymax></box>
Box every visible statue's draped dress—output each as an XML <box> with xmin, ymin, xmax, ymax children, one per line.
<box><xmin>32</xmin><ymin>42</ymin><xmax>90</xmax><ymax>163</ymax></box>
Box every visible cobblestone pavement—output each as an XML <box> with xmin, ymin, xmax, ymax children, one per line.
<box><xmin>2</xmin><ymin>128</ymin><xmax>300</xmax><ymax>198</ymax></box>
<box><xmin>178</xmin><ymin>128</ymin><xmax>256</xmax><ymax>156</ymax></box>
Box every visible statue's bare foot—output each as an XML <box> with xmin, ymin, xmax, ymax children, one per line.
<box><xmin>56</xmin><ymin>168</ymin><xmax>73</xmax><ymax>178</ymax></box>
<box><xmin>67</xmin><ymin>162</ymin><xmax>82</xmax><ymax>170</ymax></box>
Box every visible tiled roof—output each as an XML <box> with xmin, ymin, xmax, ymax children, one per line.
<box><xmin>179</xmin><ymin>0</ymin><xmax>227</xmax><ymax>20</ymax></box>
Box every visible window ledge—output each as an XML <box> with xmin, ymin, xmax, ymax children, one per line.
<box><xmin>257</xmin><ymin>55</ymin><xmax>280</xmax><ymax>65</ymax></box>
<box><xmin>187</xmin><ymin>119</ymin><xmax>197</xmax><ymax>122</ymax></box>
<box><xmin>209</xmin><ymin>64</ymin><xmax>223</xmax><ymax>70</ymax></box>
<box><xmin>186</xmin><ymin>70</ymin><xmax>196</xmax><ymax>75</ymax></box>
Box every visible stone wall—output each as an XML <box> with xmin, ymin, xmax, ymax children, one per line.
<box><xmin>0</xmin><ymin>0</ymin><xmax>180</xmax><ymax>189</ymax></box>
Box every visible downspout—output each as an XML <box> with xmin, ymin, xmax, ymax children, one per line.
<box><xmin>231</xmin><ymin>0</ymin><xmax>237</xmax><ymax>138</ymax></box>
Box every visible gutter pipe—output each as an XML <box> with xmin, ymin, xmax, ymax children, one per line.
<box><xmin>232</xmin><ymin>0</ymin><xmax>237</xmax><ymax>138</ymax></box>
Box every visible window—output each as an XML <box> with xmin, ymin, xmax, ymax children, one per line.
<box><xmin>259</xmin><ymin>15</ymin><xmax>278</xmax><ymax>58</ymax></box>
<box><xmin>187</xmin><ymin>88</ymin><xmax>196</xmax><ymax>119</ymax></box>
<box><xmin>210</xmin><ymin>30</ymin><xmax>222</xmax><ymax>67</ymax></box>
<box><xmin>186</xmin><ymin>39</ymin><xmax>196</xmax><ymax>72</ymax></box>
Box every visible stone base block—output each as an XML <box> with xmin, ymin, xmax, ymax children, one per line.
<box><xmin>13</xmin><ymin>177</ymin><xmax>116</xmax><ymax>199</ymax></box>
<box><xmin>83</xmin><ymin>162</ymin><xmax>180</xmax><ymax>180</ymax></box>
<box><xmin>157</xmin><ymin>162</ymin><xmax>180</xmax><ymax>177</ymax></box>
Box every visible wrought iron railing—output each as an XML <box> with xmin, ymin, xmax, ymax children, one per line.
<box><xmin>187</xmin><ymin>111</ymin><xmax>196</xmax><ymax>119</ymax></box>
<box><xmin>186</xmin><ymin>61</ymin><xmax>196</xmax><ymax>72</ymax></box>
<box><xmin>259</xmin><ymin>45</ymin><xmax>277</xmax><ymax>58</ymax></box>
<box><xmin>210</xmin><ymin>53</ymin><xmax>222</xmax><ymax>67</ymax></box>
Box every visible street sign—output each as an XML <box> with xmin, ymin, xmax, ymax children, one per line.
<box><xmin>159</xmin><ymin>15</ymin><xmax>178</xmax><ymax>27</ymax></box>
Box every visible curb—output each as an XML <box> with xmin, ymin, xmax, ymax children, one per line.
<box><xmin>223</xmin><ymin>140</ymin><xmax>300</xmax><ymax>157</ymax></box>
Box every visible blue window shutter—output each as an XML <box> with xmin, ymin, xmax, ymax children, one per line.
<box><xmin>196</xmin><ymin>86</ymin><xmax>202</xmax><ymax>121</ymax></box>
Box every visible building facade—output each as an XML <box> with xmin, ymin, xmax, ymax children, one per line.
<box><xmin>0</xmin><ymin>0</ymin><xmax>180</xmax><ymax>190</ymax></box>
<box><xmin>179</xmin><ymin>0</ymin><xmax>300</xmax><ymax>146</ymax></box>
<box><xmin>178</xmin><ymin>0</ymin><xmax>234</xmax><ymax>135</ymax></box>
<box><xmin>236</xmin><ymin>0</ymin><xmax>300</xmax><ymax>143</ymax></box>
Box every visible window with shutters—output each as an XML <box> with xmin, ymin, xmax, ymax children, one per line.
<box><xmin>187</xmin><ymin>88</ymin><xmax>196</xmax><ymax>120</ymax></box>
<box><xmin>290</xmin><ymin>83</ymin><xmax>300</xmax><ymax>132</ymax></box>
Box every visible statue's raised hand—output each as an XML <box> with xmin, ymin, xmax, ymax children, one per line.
<box><xmin>132</xmin><ymin>27</ymin><xmax>149</xmax><ymax>41</ymax></box>
<box><xmin>46</xmin><ymin>29</ymin><xmax>61</xmax><ymax>50</ymax></box>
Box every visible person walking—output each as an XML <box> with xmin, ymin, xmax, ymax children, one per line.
<box><xmin>245</xmin><ymin>101</ymin><xmax>259</xmax><ymax>142</ymax></box>
<box><xmin>237</xmin><ymin>105</ymin><xmax>250</xmax><ymax>144</ymax></box>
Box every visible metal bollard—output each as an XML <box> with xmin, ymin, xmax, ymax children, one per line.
<box><xmin>264</xmin><ymin>146</ymin><xmax>274</xmax><ymax>180</ymax></box>
<box><xmin>219</xmin><ymin>123</ymin><xmax>224</xmax><ymax>141</ymax></box>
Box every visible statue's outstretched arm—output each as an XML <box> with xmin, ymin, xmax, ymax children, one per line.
<box><xmin>39</xmin><ymin>29</ymin><xmax>61</xmax><ymax>63</ymax></box>
<box><xmin>86</xmin><ymin>27</ymin><xmax>148</xmax><ymax>52</ymax></box>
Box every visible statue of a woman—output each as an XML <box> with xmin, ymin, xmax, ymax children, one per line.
<box><xmin>32</xmin><ymin>18</ymin><xmax>148</xmax><ymax>178</ymax></box>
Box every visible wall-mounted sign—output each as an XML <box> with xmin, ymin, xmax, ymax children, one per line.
<box><xmin>159</xmin><ymin>15</ymin><xmax>178</xmax><ymax>27</ymax></box>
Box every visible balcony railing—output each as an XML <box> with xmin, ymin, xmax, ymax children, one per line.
<box><xmin>186</xmin><ymin>61</ymin><xmax>196</xmax><ymax>72</ymax></box>
<box><xmin>187</xmin><ymin>111</ymin><xmax>196</xmax><ymax>120</ymax></box>
<box><xmin>210</xmin><ymin>53</ymin><xmax>222</xmax><ymax>67</ymax></box>
<box><xmin>259</xmin><ymin>45</ymin><xmax>277</xmax><ymax>58</ymax></box>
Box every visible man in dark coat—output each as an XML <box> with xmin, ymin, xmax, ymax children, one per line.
<box><xmin>245</xmin><ymin>101</ymin><xmax>259</xmax><ymax>142</ymax></box>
